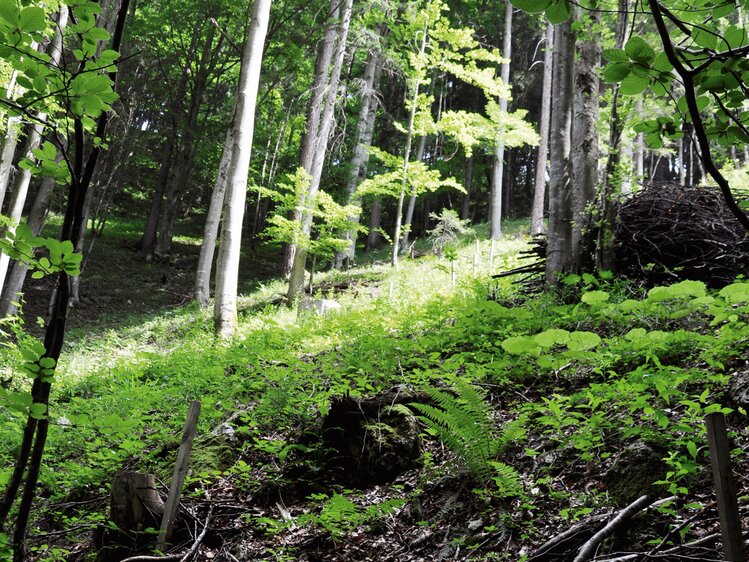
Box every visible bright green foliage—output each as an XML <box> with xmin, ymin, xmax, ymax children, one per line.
<box><xmin>426</xmin><ymin>209</ymin><xmax>472</xmax><ymax>255</ymax></box>
<box><xmin>410</xmin><ymin>378</ymin><xmax>525</xmax><ymax>491</ymax></box>
<box><xmin>356</xmin><ymin>146</ymin><xmax>463</xmax><ymax>198</ymax></box>
<box><xmin>260</xmin><ymin>168</ymin><xmax>365</xmax><ymax>266</ymax></box>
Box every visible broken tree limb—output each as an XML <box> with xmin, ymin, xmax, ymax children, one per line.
<box><xmin>705</xmin><ymin>412</ymin><xmax>747</xmax><ymax>561</ymax></box>
<box><xmin>573</xmin><ymin>495</ymin><xmax>654</xmax><ymax>562</ymax></box>
<box><xmin>156</xmin><ymin>400</ymin><xmax>201</xmax><ymax>552</ymax></box>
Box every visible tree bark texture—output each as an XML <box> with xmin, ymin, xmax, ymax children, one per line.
<box><xmin>545</xmin><ymin>18</ymin><xmax>575</xmax><ymax>284</ymax></box>
<box><xmin>287</xmin><ymin>0</ymin><xmax>353</xmax><ymax>300</ymax></box>
<box><xmin>213</xmin><ymin>0</ymin><xmax>271</xmax><ymax>337</ymax></box>
<box><xmin>530</xmin><ymin>23</ymin><xmax>553</xmax><ymax>235</ymax></box>
<box><xmin>490</xmin><ymin>0</ymin><xmax>513</xmax><ymax>240</ymax></box>
<box><xmin>336</xmin><ymin>47</ymin><xmax>382</xmax><ymax>268</ymax></box>
<box><xmin>570</xmin><ymin>8</ymin><xmax>601</xmax><ymax>272</ymax></box>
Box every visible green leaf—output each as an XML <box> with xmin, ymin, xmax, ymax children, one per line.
<box><xmin>534</xmin><ymin>328</ymin><xmax>571</xmax><ymax>348</ymax></box>
<box><xmin>29</xmin><ymin>403</ymin><xmax>47</xmax><ymax>419</ymax></box>
<box><xmin>624</xmin><ymin>36</ymin><xmax>655</xmax><ymax>63</ymax></box>
<box><xmin>0</xmin><ymin>1</ymin><xmax>20</xmax><ymax>26</ymax></box>
<box><xmin>724</xmin><ymin>26</ymin><xmax>748</xmax><ymax>50</ymax></box>
<box><xmin>501</xmin><ymin>335</ymin><xmax>541</xmax><ymax>355</ymax></box>
<box><xmin>545</xmin><ymin>0</ymin><xmax>571</xmax><ymax>23</ymax></box>
<box><xmin>19</xmin><ymin>6</ymin><xmax>46</xmax><ymax>33</ymax></box>
<box><xmin>603</xmin><ymin>49</ymin><xmax>628</xmax><ymax>63</ymax></box>
<box><xmin>566</xmin><ymin>331</ymin><xmax>601</xmax><ymax>351</ymax></box>
<box><xmin>581</xmin><ymin>290</ymin><xmax>609</xmax><ymax>305</ymax></box>
<box><xmin>692</xmin><ymin>28</ymin><xmax>717</xmax><ymax>50</ymax></box>
<box><xmin>619</xmin><ymin>74</ymin><xmax>649</xmax><ymax>95</ymax></box>
<box><xmin>603</xmin><ymin>62</ymin><xmax>631</xmax><ymax>83</ymax></box>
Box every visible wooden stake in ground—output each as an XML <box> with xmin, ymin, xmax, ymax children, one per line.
<box><xmin>705</xmin><ymin>412</ymin><xmax>747</xmax><ymax>562</ymax></box>
<box><xmin>157</xmin><ymin>401</ymin><xmax>201</xmax><ymax>552</ymax></box>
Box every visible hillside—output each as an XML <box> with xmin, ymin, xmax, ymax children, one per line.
<box><xmin>2</xmin><ymin>223</ymin><xmax>749</xmax><ymax>562</ymax></box>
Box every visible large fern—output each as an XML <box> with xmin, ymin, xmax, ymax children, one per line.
<box><xmin>410</xmin><ymin>379</ymin><xmax>525</xmax><ymax>495</ymax></box>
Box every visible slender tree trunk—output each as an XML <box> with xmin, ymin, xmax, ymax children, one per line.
<box><xmin>460</xmin><ymin>154</ymin><xmax>474</xmax><ymax>220</ymax></box>
<box><xmin>531</xmin><ymin>23</ymin><xmax>553</xmax><ymax>235</ymax></box>
<box><xmin>287</xmin><ymin>0</ymin><xmax>353</xmax><ymax>300</ymax></box>
<box><xmin>490</xmin><ymin>0</ymin><xmax>513</xmax><ymax>240</ymax></box>
<box><xmin>366</xmin><ymin>197</ymin><xmax>382</xmax><ymax>251</ymax></box>
<box><xmin>400</xmin><ymin>134</ymin><xmax>427</xmax><ymax>252</ymax></box>
<box><xmin>282</xmin><ymin>0</ymin><xmax>341</xmax><ymax>277</ymax></box>
<box><xmin>0</xmin><ymin>4</ymin><xmax>129</xmax><ymax>556</ymax></box>
<box><xmin>336</xmin><ymin>47</ymin><xmax>382</xmax><ymax>268</ymax></box>
<box><xmin>597</xmin><ymin>0</ymin><xmax>628</xmax><ymax>270</ymax></box>
<box><xmin>570</xmin><ymin>7</ymin><xmax>601</xmax><ymax>272</ymax></box>
<box><xmin>195</xmin><ymin>110</ymin><xmax>236</xmax><ymax>306</ymax></box>
<box><xmin>391</xmin><ymin>20</ymin><xmax>429</xmax><ymax>268</ymax></box>
<box><xmin>545</xmin><ymin>17</ymin><xmax>575</xmax><ymax>283</ymax></box>
<box><xmin>213</xmin><ymin>0</ymin><xmax>271</xmax><ymax>337</ymax></box>
<box><xmin>138</xmin><ymin>137</ymin><xmax>174</xmax><ymax>252</ymax></box>
<box><xmin>0</xmin><ymin>75</ymin><xmax>21</xmax><ymax>211</ymax></box>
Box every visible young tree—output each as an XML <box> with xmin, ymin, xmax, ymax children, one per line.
<box><xmin>213</xmin><ymin>0</ymin><xmax>272</xmax><ymax>337</ymax></box>
<box><xmin>286</xmin><ymin>0</ymin><xmax>353</xmax><ymax>300</ymax></box>
<box><xmin>0</xmin><ymin>1</ymin><xmax>131</xmax><ymax>557</ymax></box>
<box><xmin>490</xmin><ymin>0</ymin><xmax>513</xmax><ymax>240</ymax></box>
<box><xmin>530</xmin><ymin>22</ymin><xmax>553</xmax><ymax>235</ymax></box>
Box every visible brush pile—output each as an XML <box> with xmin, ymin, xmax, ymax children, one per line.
<box><xmin>615</xmin><ymin>183</ymin><xmax>749</xmax><ymax>287</ymax></box>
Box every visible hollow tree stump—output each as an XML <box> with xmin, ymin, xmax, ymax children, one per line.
<box><xmin>95</xmin><ymin>472</ymin><xmax>164</xmax><ymax>561</ymax></box>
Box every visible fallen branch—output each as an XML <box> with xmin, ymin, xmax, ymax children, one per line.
<box><xmin>573</xmin><ymin>495</ymin><xmax>654</xmax><ymax>562</ymax></box>
<box><xmin>119</xmin><ymin>502</ymin><xmax>214</xmax><ymax>562</ymax></box>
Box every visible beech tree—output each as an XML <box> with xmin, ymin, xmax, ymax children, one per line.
<box><xmin>213</xmin><ymin>0</ymin><xmax>272</xmax><ymax>337</ymax></box>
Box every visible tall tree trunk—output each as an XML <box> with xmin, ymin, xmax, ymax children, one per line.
<box><xmin>287</xmin><ymin>0</ymin><xmax>353</xmax><ymax>300</ymax></box>
<box><xmin>213</xmin><ymin>0</ymin><xmax>271</xmax><ymax>337</ymax></box>
<box><xmin>0</xmin><ymin>73</ymin><xmax>21</xmax><ymax>212</ymax></box>
<box><xmin>391</xmin><ymin>19</ymin><xmax>429</xmax><ymax>269</ymax></box>
<box><xmin>336</xmin><ymin>47</ymin><xmax>382</xmax><ymax>268</ymax></box>
<box><xmin>154</xmin><ymin>24</ymin><xmax>218</xmax><ymax>259</ymax></box>
<box><xmin>0</xmin><ymin>174</ymin><xmax>56</xmax><ymax>316</ymax></box>
<box><xmin>490</xmin><ymin>0</ymin><xmax>513</xmax><ymax>240</ymax></box>
<box><xmin>0</xmin><ymin>3</ymin><xmax>129</xmax><ymax>557</ymax></box>
<box><xmin>399</xmin><ymin>134</ymin><xmax>427</xmax><ymax>252</ymax></box>
<box><xmin>138</xmin><ymin>137</ymin><xmax>174</xmax><ymax>252</ymax></box>
<box><xmin>570</xmin><ymin>7</ymin><xmax>601</xmax><ymax>272</ymax></box>
<box><xmin>545</xmin><ymin>17</ymin><xmax>575</xmax><ymax>283</ymax></box>
<box><xmin>460</xmin><ymin>154</ymin><xmax>474</xmax><ymax>221</ymax></box>
<box><xmin>281</xmin><ymin>0</ymin><xmax>341</xmax><ymax>277</ymax></box>
<box><xmin>530</xmin><ymin>23</ymin><xmax>553</xmax><ymax>235</ymax></box>
<box><xmin>597</xmin><ymin>0</ymin><xmax>629</xmax><ymax>271</ymax></box>
<box><xmin>366</xmin><ymin>197</ymin><xmax>382</xmax><ymax>251</ymax></box>
<box><xmin>195</xmin><ymin>109</ymin><xmax>236</xmax><ymax>307</ymax></box>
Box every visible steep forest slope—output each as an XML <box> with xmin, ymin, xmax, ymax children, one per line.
<box><xmin>2</xmin><ymin>223</ymin><xmax>748</xmax><ymax>561</ymax></box>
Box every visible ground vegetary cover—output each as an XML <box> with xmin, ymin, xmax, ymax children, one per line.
<box><xmin>1</xmin><ymin>221</ymin><xmax>748</xmax><ymax>561</ymax></box>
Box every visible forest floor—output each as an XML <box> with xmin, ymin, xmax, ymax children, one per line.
<box><xmin>3</xmin><ymin>218</ymin><xmax>749</xmax><ymax>562</ymax></box>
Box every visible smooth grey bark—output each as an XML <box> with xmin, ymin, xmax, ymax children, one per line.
<box><xmin>399</xmin><ymin>134</ymin><xmax>427</xmax><ymax>252</ymax></box>
<box><xmin>391</xmin><ymin>19</ymin><xmax>429</xmax><ymax>268</ymax></box>
<box><xmin>490</xmin><ymin>0</ymin><xmax>513</xmax><ymax>240</ymax></box>
<box><xmin>570</xmin><ymin>8</ymin><xmax>601</xmax><ymax>272</ymax></box>
<box><xmin>282</xmin><ymin>0</ymin><xmax>341</xmax><ymax>277</ymax></box>
<box><xmin>366</xmin><ymin>197</ymin><xmax>382</xmax><ymax>250</ymax></box>
<box><xmin>545</xmin><ymin>17</ymin><xmax>575</xmax><ymax>283</ymax></box>
<box><xmin>0</xmin><ymin>175</ymin><xmax>55</xmax><ymax>316</ymax></box>
<box><xmin>530</xmin><ymin>23</ymin><xmax>553</xmax><ymax>235</ymax></box>
<box><xmin>0</xmin><ymin>74</ymin><xmax>21</xmax><ymax>212</ymax></box>
<box><xmin>460</xmin><ymin>155</ymin><xmax>474</xmax><ymax>221</ymax></box>
<box><xmin>336</xmin><ymin>48</ymin><xmax>382</xmax><ymax>268</ymax></box>
<box><xmin>195</xmin><ymin>110</ymin><xmax>235</xmax><ymax>307</ymax></box>
<box><xmin>597</xmin><ymin>0</ymin><xmax>629</xmax><ymax>271</ymax></box>
<box><xmin>213</xmin><ymin>0</ymin><xmax>271</xmax><ymax>337</ymax></box>
<box><xmin>287</xmin><ymin>0</ymin><xmax>353</xmax><ymax>300</ymax></box>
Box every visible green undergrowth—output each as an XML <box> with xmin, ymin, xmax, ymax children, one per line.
<box><xmin>2</xmin><ymin>225</ymin><xmax>749</xmax><ymax>558</ymax></box>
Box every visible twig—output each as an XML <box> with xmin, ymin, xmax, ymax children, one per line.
<box><xmin>573</xmin><ymin>495</ymin><xmax>654</xmax><ymax>562</ymax></box>
<box><xmin>119</xmin><ymin>501</ymin><xmax>214</xmax><ymax>562</ymax></box>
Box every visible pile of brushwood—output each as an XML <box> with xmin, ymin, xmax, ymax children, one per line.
<box><xmin>614</xmin><ymin>183</ymin><xmax>749</xmax><ymax>287</ymax></box>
